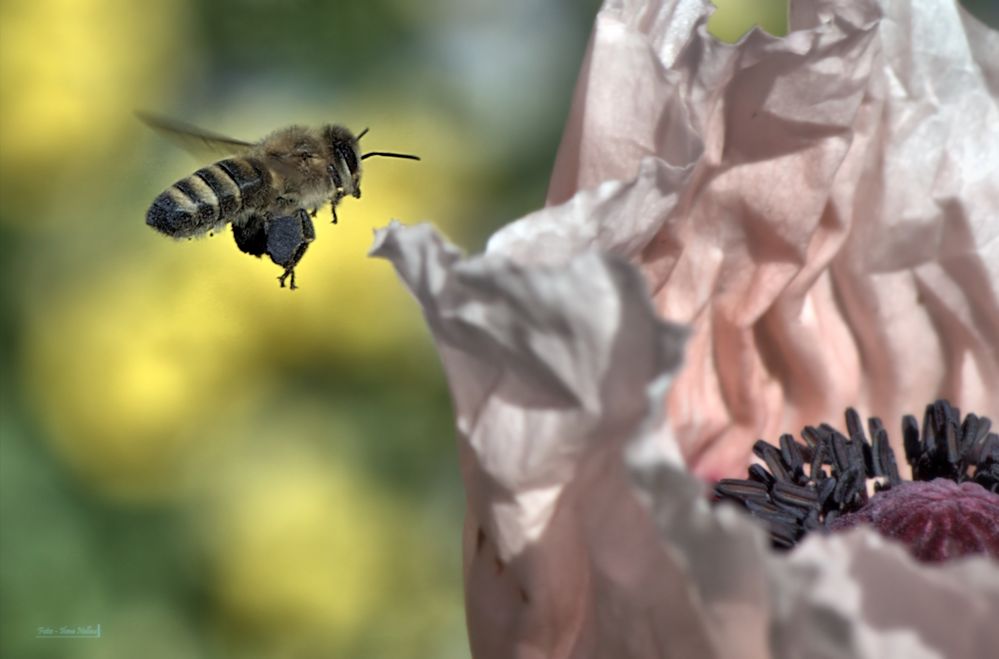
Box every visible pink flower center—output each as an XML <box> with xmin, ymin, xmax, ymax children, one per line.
<box><xmin>827</xmin><ymin>479</ymin><xmax>999</xmax><ymax>562</ymax></box>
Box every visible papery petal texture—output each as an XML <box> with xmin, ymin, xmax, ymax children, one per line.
<box><xmin>628</xmin><ymin>436</ymin><xmax>999</xmax><ymax>659</ymax></box>
<box><xmin>769</xmin><ymin>530</ymin><xmax>999</xmax><ymax>658</ymax></box>
<box><xmin>490</xmin><ymin>0</ymin><xmax>999</xmax><ymax>481</ymax></box>
<box><xmin>374</xmin><ymin>222</ymin><xmax>999</xmax><ymax>658</ymax></box>
<box><xmin>376</xmin><ymin>0</ymin><xmax>999</xmax><ymax>657</ymax></box>
<box><xmin>373</xmin><ymin>222</ymin><xmax>707</xmax><ymax>658</ymax></box>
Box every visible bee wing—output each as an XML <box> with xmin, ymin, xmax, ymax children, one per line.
<box><xmin>137</xmin><ymin>111</ymin><xmax>256</xmax><ymax>158</ymax></box>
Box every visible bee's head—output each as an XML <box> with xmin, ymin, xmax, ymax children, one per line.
<box><xmin>323</xmin><ymin>125</ymin><xmax>420</xmax><ymax>200</ymax></box>
<box><xmin>323</xmin><ymin>125</ymin><xmax>363</xmax><ymax>198</ymax></box>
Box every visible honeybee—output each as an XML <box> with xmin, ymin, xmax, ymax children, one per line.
<box><xmin>141</xmin><ymin>113</ymin><xmax>419</xmax><ymax>289</ymax></box>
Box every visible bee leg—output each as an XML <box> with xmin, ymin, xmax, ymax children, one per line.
<box><xmin>266</xmin><ymin>208</ymin><xmax>315</xmax><ymax>290</ymax></box>
<box><xmin>330</xmin><ymin>190</ymin><xmax>344</xmax><ymax>225</ymax></box>
<box><xmin>278</xmin><ymin>268</ymin><xmax>296</xmax><ymax>290</ymax></box>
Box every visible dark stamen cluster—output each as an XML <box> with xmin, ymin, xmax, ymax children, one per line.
<box><xmin>904</xmin><ymin>401</ymin><xmax>998</xmax><ymax>488</ymax></box>
<box><xmin>713</xmin><ymin>400</ymin><xmax>999</xmax><ymax>551</ymax></box>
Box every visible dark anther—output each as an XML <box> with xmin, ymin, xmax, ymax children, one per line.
<box><xmin>747</xmin><ymin>464</ymin><xmax>775</xmax><ymax>488</ymax></box>
<box><xmin>944</xmin><ymin>421</ymin><xmax>960</xmax><ymax>472</ymax></box>
<box><xmin>800</xmin><ymin>426</ymin><xmax>821</xmax><ymax>448</ymax></box>
<box><xmin>866</xmin><ymin>416</ymin><xmax>885</xmax><ymax>443</ymax></box>
<box><xmin>715</xmin><ymin>479</ymin><xmax>769</xmax><ymax>501</ymax></box>
<box><xmin>884</xmin><ymin>447</ymin><xmax>902</xmax><ymax>486</ymax></box>
<box><xmin>772</xmin><ymin>500</ymin><xmax>810</xmax><ymax>522</ymax></box>
<box><xmin>833</xmin><ymin>465</ymin><xmax>863</xmax><ymax>507</ymax></box>
<box><xmin>830</xmin><ymin>431</ymin><xmax>851</xmax><ymax>474</ymax></box>
<box><xmin>809</xmin><ymin>442</ymin><xmax>826</xmax><ymax>483</ymax></box>
<box><xmin>902</xmin><ymin>415</ymin><xmax>921</xmax><ymax>469</ymax></box>
<box><xmin>845</xmin><ymin>408</ymin><xmax>864</xmax><ymax>442</ymax></box>
<box><xmin>959</xmin><ymin>414</ymin><xmax>981</xmax><ymax>465</ymax></box>
<box><xmin>744</xmin><ymin>499</ymin><xmax>781</xmax><ymax>515</ymax></box>
<box><xmin>779</xmin><ymin>434</ymin><xmax>805</xmax><ymax>481</ymax></box>
<box><xmin>771</xmin><ymin>481</ymin><xmax>818</xmax><ymax>509</ymax></box>
<box><xmin>816</xmin><ymin>477</ymin><xmax>837</xmax><ymax>510</ymax></box>
<box><xmin>921</xmin><ymin>405</ymin><xmax>937</xmax><ymax>457</ymax></box>
<box><xmin>753</xmin><ymin>440</ymin><xmax>790</xmax><ymax>483</ymax></box>
<box><xmin>870</xmin><ymin>427</ymin><xmax>888</xmax><ymax>477</ymax></box>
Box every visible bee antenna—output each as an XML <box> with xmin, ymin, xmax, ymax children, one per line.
<box><xmin>356</xmin><ymin>127</ymin><xmax>370</xmax><ymax>140</ymax></box>
<box><xmin>361</xmin><ymin>151</ymin><xmax>421</xmax><ymax>161</ymax></box>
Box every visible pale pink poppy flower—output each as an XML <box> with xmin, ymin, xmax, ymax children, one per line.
<box><xmin>372</xmin><ymin>0</ymin><xmax>999</xmax><ymax>656</ymax></box>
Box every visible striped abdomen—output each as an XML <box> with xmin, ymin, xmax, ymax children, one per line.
<box><xmin>146</xmin><ymin>158</ymin><xmax>273</xmax><ymax>238</ymax></box>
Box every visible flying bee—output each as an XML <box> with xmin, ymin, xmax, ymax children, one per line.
<box><xmin>140</xmin><ymin>113</ymin><xmax>419</xmax><ymax>289</ymax></box>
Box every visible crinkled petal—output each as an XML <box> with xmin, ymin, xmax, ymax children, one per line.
<box><xmin>373</xmin><ymin>222</ymin><xmax>999</xmax><ymax>658</ymax></box>
<box><xmin>628</xmin><ymin>435</ymin><xmax>999</xmax><ymax>658</ymax></box>
<box><xmin>771</xmin><ymin>529</ymin><xmax>999</xmax><ymax>657</ymax></box>
<box><xmin>491</xmin><ymin>0</ymin><xmax>999</xmax><ymax>481</ymax></box>
<box><xmin>376</xmin><ymin>0</ymin><xmax>999</xmax><ymax>656</ymax></box>
<box><xmin>373</xmin><ymin>222</ymin><xmax>719</xmax><ymax>658</ymax></box>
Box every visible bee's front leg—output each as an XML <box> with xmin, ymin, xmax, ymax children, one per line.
<box><xmin>330</xmin><ymin>190</ymin><xmax>344</xmax><ymax>225</ymax></box>
<box><xmin>265</xmin><ymin>208</ymin><xmax>315</xmax><ymax>290</ymax></box>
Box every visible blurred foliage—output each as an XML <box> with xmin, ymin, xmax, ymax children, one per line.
<box><xmin>962</xmin><ymin>0</ymin><xmax>999</xmax><ymax>28</ymax></box>
<box><xmin>1</xmin><ymin>0</ymin><xmax>995</xmax><ymax>658</ymax></box>
<box><xmin>709</xmin><ymin>0</ymin><xmax>788</xmax><ymax>41</ymax></box>
<box><xmin>0</xmin><ymin>0</ymin><xmax>600</xmax><ymax>656</ymax></box>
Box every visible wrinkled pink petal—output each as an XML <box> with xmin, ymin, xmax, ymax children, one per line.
<box><xmin>372</xmin><ymin>222</ymin><xmax>708</xmax><ymax>658</ymax></box>
<box><xmin>630</xmin><ymin>431</ymin><xmax>999</xmax><ymax>659</ymax></box>
<box><xmin>492</xmin><ymin>0</ymin><xmax>999</xmax><ymax>480</ymax></box>
<box><xmin>374</xmin><ymin>0</ymin><xmax>999</xmax><ymax>657</ymax></box>
<box><xmin>373</xmin><ymin>222</ymin><xmax>999</xmax><ymax>658</ymax></box>
<box><xmin>773</xmin><ymin>531</ymin><xmax>999</xmax><ymax>658</ymax></box>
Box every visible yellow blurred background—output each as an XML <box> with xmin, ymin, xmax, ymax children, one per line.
<box><xmin>1</xmin><ymin>1</ymin><xmax>993</xmax><ymax>657</ymax></box>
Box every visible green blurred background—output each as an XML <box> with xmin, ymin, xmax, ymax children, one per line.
<box><xmin>0</xmin><ymin>1</ymin><xmax>994</xmax><ymax>657</ymax></box>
